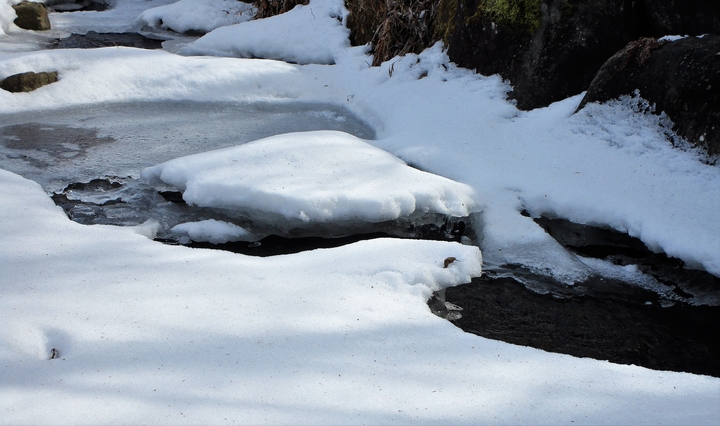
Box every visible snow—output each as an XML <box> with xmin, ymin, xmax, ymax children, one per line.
<box><xmin>171</xmin><ymin>219</ymin><xmax>251</xmax><ymax>243</ymax></box>
<box><xmin>0</xmin><ymin>0</ymin><xmax>17</xmax><ymax>37</ymax></box>
<box><xmin>142</xmin><ymin>130</ymin><xmax>477</xmax><ymax>225</ymax></box>
<box><xmin>659</xmin><ymin>35</ymin><xmax>688</xmax><ymax>42</ymax></box>
<box><xmin>1</xmin><ymin>0</ymin><xmax>720</xmax><ymax>422</ymax></box>
<box><xmin>181</xmin><ymin>0</ymin><xmax>350</xmax><ymax>64</ymax></box>
<box><xmin>138</xmin><ymin>0</ymin><xmax>255</xmax><ymax>34</ymax></box>
<box><xmin>2</xmin><ymin>168</ymin><xmax>719</xmax><ymax>424</ymax></box>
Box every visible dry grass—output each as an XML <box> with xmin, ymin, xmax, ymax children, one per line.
<box><xmin>253</xmin><ymin>0</ymin><xmax>442</xmax><ymax>67</ymax></box>
<box><xmin>253</xmin><ymin>0</ymin><xmax>309</xmax><ymax>20</ymax></box>
<box><xmin>346</xmin><ymin>0</ymin><xmax>439</xmax><ymax>66</ymax></box>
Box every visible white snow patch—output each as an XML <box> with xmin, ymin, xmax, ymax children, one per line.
<box><xmin>143</xmin><ymin>130</ymin><xmax>478</xmax><ymax>223</ymax></box>
<box><xmin>181</xmin><ymin>0</ymin><xmax>350</xmax><ymax>64</ymax></box>
<box><xmin>171</xmin><ymin>219</ymin><xmax>251</xmax><ymax>244</ymax></box>
<box><xmin>658</xmin><ymin>35</ymin><xmax>688</xmax><ymax>42</ymax></box>
<box><xmin>138</xmin><ymin>0</ymin><xmax>256</xmax><ymax>34</ymax></box>
<box><xmin>0</xmin><ymin>0</ymin><xmax>18</xmax><ymax>37</ymax></box>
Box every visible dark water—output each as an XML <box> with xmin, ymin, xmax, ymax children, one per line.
<box><xmin>431</xmin><ymin>217</ymin><xmax>720</xmax><ymax>377</ymax></box>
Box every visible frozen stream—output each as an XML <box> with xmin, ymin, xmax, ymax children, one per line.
<box><xmin>0</xmin><ymin>100</ymin><xmax>390</xmax><ymax>239</ymax></box>
<box><xmin>0</xmin><ymin>100</ymin><xmax>375</xmax><ymax>192</ymax></box>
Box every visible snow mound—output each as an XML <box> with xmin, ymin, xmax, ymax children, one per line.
<box><xmin>181</xmin><ymin>0</ymin><xmax>349</xmax><ymax>64</ymax></box>
<box><xmin>0</xmin><ymin>0</ymin><xmax>17</xmax><ymax>36</ymax></box>
<box><xmin>138</xmin><ymin>0</ymin><xmax>256</xmax><ymax>34</ymax></box>
<box><xmin>171</xmin><ymin>219</ymin><xmax>251</xmax><ymax>244</ymax></box>
<box><xmin>142</xmin><ymin>130</ymin><xmax>478</xmax><ymax>224</ymax></box>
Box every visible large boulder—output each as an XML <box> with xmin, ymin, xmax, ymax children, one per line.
<box><xmin>0</xmin><ymin>71</ymin><xmax>58</xmax><ymax>92</ymax></box>
<box><xmin>442</xmin><ymin>0</ymin><xmax>639</xmax><ymax>110</ymax></box>
<box><xmin>577</xmin><ymin>35</ymin><xmax>720</xmax><ymax>157</ymax></box>
<box><xmin>12</xmin><ymin>1</ymin><xmax>51</xmax><ymax>31</ymax></box>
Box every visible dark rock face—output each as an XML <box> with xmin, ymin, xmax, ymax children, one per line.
<box><xmin>578</xmin><ymin>35</ymin><xmax>720</xmax><ymax>157</ymax></box>
<box><xmin>440</xmin><ymin>0</ymin><xmax>720</xmax><ymax>110</ymax></box>
<box><xmin>12</xmin><ymin>1</ymin><xmax>51</xmax><ymax>31</ymax></box>
<box><xmin>0</xmin><ymin>71</ymin><xmax>58</xmax><ymax>93</ymax></box>
<box><xmin>445</xmin><ymin>0</ymin><xmax>639</xmax><ymax>109</ymax></box>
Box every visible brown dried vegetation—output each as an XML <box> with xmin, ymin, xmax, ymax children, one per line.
<box><xmin>346</xmin><ymin>0</ymin><xmax>439</xmax><ymax>66</ymax></box>
<box><xmin>253</xmin><ymin>0</ymin><xmax>309</xmax><ymax>20</ymax></box>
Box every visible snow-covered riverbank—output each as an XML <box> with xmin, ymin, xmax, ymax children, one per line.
<box><xmin>1</xmin><ymin>0</ymin><xmax>719</xmax><ymax>423</ymax></box>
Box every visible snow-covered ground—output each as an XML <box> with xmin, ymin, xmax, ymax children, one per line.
<box><xmin>1</xmin><ymin>0</ymin><xmax>719</xmax><ymax>423</ymax></box>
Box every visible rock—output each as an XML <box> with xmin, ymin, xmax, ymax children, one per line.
<box><xmin>577</xmin><ymin>35</ymin><xmax>720</xmax><ymax>157</ymax></box>
<box><xmin>0</xmin><ymin>71</ymin><xmax>58</xmax><ymax>93</ymax></box>
<box><xmin>436</xmin><ymin>0</ymin><xmax>720</xmax><ymax>110</ymax></box>
<box><xmin>12</xmin><ymin>1</ymin><xmax>51</xmax><ymax>31</ymax></box>
<box><xmin>440</xmin><ymin>0</ymin><xmax>641</xmax><ymax>110</ymax></box>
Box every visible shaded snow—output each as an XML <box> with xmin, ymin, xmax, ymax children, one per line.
<box><xmin>3</xmin><ymin>168</ymin><xmax>720</xmax><ymax>425</ymax></box>
<box><xmin>1</xmin><ymin>0</ymin><xmax>720</xmax><ymax>423</ymax></box>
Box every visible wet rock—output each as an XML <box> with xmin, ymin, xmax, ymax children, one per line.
<box><xmin>0</xmin><ymin>71</ymin><xmax>58</xmax><ymax>93</ymax></box>
<box><xmin>442</xmin><ymin>0</ymin><xmax>640</xmax><ymax>110</ymax></box>
<box><xmin>12</xmin><ymin>1</ymin><xmax>51</xmax><ymax>31</ymax></box>
<box><xmin>577</xmin><ymin>35</ymin><xmax>720</xmax><ymax>157</ymax></box>
<box><xmin>438</xmin><ymin>0</ymin><xmax>720</xmax><ymax>110</ymax></box>
<box><xmin>50</xmin><ymin>32</ymin><xmax>165</xmax><ymax>50</ymax></box>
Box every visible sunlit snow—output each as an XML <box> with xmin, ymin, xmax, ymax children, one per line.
<box><xmin>142</xmin><ymin>130</ymin><xmax>477</xmax><ymax>224</ymax></box>
<box><xmin>1</xmin><ymin>0</ymin><xmax>719</xmax><ymax>423</ymax></box>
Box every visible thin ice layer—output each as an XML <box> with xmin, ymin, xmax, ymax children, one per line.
<box><xmin>142</xmin><ymin>130</ymin><xmax>478</xmax><ymax>223</ymax></box>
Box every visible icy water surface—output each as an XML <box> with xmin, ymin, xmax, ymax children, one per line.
<box><xmin>0</xmin><ymin>100</ymin><xmax>375</xmax><ymax>193</ymax></box>
<box><xmin>0</xmin><ymin>100</ymin><xmax>381</xmax><ymax>239</ymax></box>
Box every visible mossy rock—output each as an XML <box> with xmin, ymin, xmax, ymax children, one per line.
<box><xmin>12</xmin><ymin>1</ymin><xmax>51</xmax><ymax>31</ymax></box>
<box><xmin>1</xmin><ymin>71</ymin><xmax>59</xmax><ymax>93</ymax></box>
<box><xmin>469</xmin><ymin>0</ymin><xmax>542</xmax><ymax>33</ymax></box>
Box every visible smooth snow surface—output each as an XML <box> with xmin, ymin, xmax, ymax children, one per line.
<box><xmin>143</xmin><ymin>131</ymin><xmax>477</xmax><ymax>224</ymax></box>
<box><xmin>182</xmin><ymin>0</ymin><xmax>349</xmax><ymax>64</ymax></box>
<box><xmin>139</xmin><ymin>0</ymin><xmax>256</xmax><ymax>34</ymax></box>
<box><xmin>2</xmin><ymin>0</ymin><xmax>720</xmax><ymax>423</ymax></box>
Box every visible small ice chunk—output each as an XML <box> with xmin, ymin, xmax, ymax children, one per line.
<box><xmin>171</xmin><ymin>219</ymin><xmax>251</xmax><ymax>244</ymax></box>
